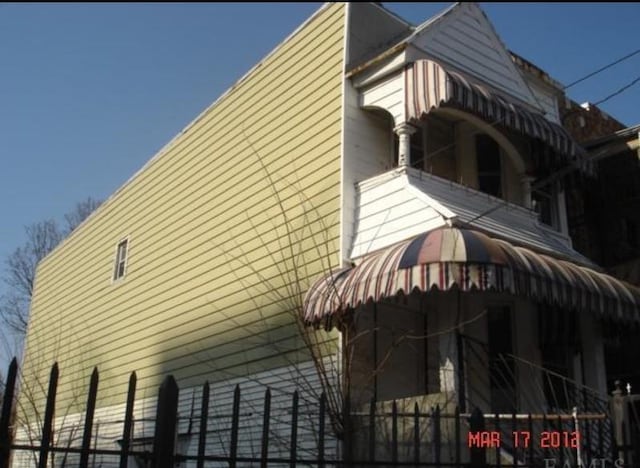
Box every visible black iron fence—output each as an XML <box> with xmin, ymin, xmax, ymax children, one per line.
<box><xmin>0</xmin><ymin>358</ymin><xmax>637</xmax><ymax>467</ymax></box>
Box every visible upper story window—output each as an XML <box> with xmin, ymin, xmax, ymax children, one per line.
<box><xmin>532</xmin><ymin>188</ymin><xmax>559</xmax><ymax>229</ymax></box>
<box><xmin>476</xmin><ymin>134</ymin><xmax>502</xmax><ymax>198</ymax></box>
<box><xmin>113</xmin><ymin>238</ymin><xmax>129</xmax><ymax>281</ymax></box>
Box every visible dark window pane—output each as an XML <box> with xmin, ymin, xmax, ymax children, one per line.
<box><xmin>476</xmin><ymin>134</ymin><xmax>502</xmax><ymax>197</ymax></box>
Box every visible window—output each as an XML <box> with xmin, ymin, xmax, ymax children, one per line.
<box><xmin>532</xmin><ymin>188</ymin><xmax>558</xmax><ymax>228</ymax></box>
<box><xmin>113</xmin><ymin>239</ymin><xmax>128</xmax><ymax>281</ymax></box>
<box><xmin>476</xmin><ymin>134</ymin><xmax>502</xmax><ymax>197</ymax></box>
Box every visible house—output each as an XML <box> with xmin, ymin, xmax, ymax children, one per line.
<box><xmin>14</xmin><ymin>2</ymin><xmax>640</xmax><ymax>465</ymax></box>
<box><xmin>566</xmin><ymin>123</ymin><xmax>640</xmax><ymax>394</ymax></box>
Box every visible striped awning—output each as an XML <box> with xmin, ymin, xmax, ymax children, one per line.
<box><xmin>405</xmin><ymin>59</ymin><xmax>581</xmax><ymax>158</ymax></box>
<box><xmin>303</xmin><ymin>227</ymin><xmax>640</xmax><ymax>328</ymax></box>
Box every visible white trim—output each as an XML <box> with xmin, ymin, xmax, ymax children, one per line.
<box><xmin>339</xmin><ymin>3</ymin><xmax>350</xmax><ymax>268</ymax></box>
<box><xmin>111</xmin><ymin>235</ymin><xmax>130</xmax><ymax>284</ymax></box>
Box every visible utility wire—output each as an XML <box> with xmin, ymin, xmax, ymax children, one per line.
<box><xmin>564</xmin><ymin>47</ymin><xmax>640</xmax><ymax>90</ymax></box>
<box><xmin>593</xmin><ymin>74</ymin><xmax>640</xmax><ymax>107</ymax></box>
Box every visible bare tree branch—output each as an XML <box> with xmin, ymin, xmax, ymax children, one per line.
<box><xmin>63</xmin><ymin>197</ymin><xmax>101</xmax><ymax>235</ymax></box>
<box><xmin>1</xmin><ymin>199</ymin><xmax>101</xmax><ymax>336</ymax></box>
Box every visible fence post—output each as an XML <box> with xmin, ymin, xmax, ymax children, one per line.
<box><xmin>391</xmin><ymin>400</ymin><xmax>398</xmax><ymax>463</ymax></box>
<box><xmin>79</xmin><ymin>368</ymin><xmax>99</xmax><ymax>468</ymax></box>
<box><xmin>368</xmin><ymin>399</ymin><xmax>376</xmax><ymax>463</ymax></box>
<box><xmin>413</xmin><ymin>402</ymin><xmax>420</xmax><ymax>465</ymax></box>
<box><xmin>289</xmin><ymin>390</ymin><xmax>298</xmax><ymax>468</ymax></box>
<box><xmin>0</xmin><ymin>358</ymin><xmax>18</xmax><ymax>468</ymax></box>
<box><xmin>38</xmin><ymin>362</ymin><xmax>59</xmax><ymax>468</ymax></box>
<box><xmin>119</xmin><ymin>372</ymin><xmax>137</xmax><ymax>468</ymax></box>
<box><xmin>469</xmin><ymin>407</ymin><xmax>486</xmax><ymax>468</ymax></box>
<box><xmin>229</xmin><ymin>385</ymin><xmax>240</xmax><ymax>468</ymax></box>
<box><xmin>433</xmin><ymin>405</ymin><xmax>441</xmax><ymax>465</ymax></box>
<box><xmin>197</xmin><ymin>382</ymin><xmax>210</xmax><ymax>468</ymax></box>
<box><xmin>343</xmin><ymin>392</ymin><xmax>352</xmax><ymax>464</ymax></box>
<box><xmin>152</xmin><ymin>375</ymin><xmax>179</xmax><ymax>468</ymax></box>
<box><xmin>260</xmin><ymin>388</ymin><xmax>270</xmax><ymax>468</ymax></box>
<box><xmin>610</xmin><ymin>380</ymin><xmax>625</xmax><ymax>462</ymax></box>
<box><xmin>318</xmin><ymin>392</ymin><xmax>325</xmax><ymax>468</ymax></box>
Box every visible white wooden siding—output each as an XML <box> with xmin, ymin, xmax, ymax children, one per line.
<box><xmin>408</xmin><ymin>3</ymin><xmax>539</xmax><ymax>109</ymax></box>
<box><xmin>349</xmin><ymin>168</ymin><xmax>592</xmax><ymax>266</ymax></box>
<box><xmin>350</xmin><ymin>171</ymin><xmax>449</xmax><ymax>258</ymax></box>
<box><xmin>526</xmin><ymin>80</ymin><xmax>561</xmax><ymax>123</ymax></box>
<box><xmin>359</xmin><ymin>73</ymin><xmax>404</xmax><ymax>125</ymax></box>
<box><xmin>11</xmin><ymin>360</ymin><xmax>338</xmax><ymax>467</ymax></box>
<box><xmin>342</xmin><ymin>79</ymin><xmax>395</xmax><ymax>262</ymax></box>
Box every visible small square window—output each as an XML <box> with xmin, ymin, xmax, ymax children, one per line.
<box><xmin>113</xmin><ymin>239</ymin><xmax>128</xmax><ymax>281</ymax></box>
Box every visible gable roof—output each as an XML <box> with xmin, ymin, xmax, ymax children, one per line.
<box><xmin>405</xmin><ymin>2</ymin><xmax>542</xmax><ymax>111</ymax></box>
<box><xmin>348</xmin><ymin>3</ymin><xmax>545</xmax><ymax>114</ymax></box>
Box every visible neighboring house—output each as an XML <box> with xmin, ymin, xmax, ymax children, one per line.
<box><xmin>511</xmin><ymin>55</ymin><xmax>640</xmax><ymax>397</ymax></box>
<box><xmin>568</xmin><ymin>124</ymin><xmax>640</xmax><ymax>393</ymax></box>
<box><xmin>15</xmin><ymin>2</ymin><xmax>640</xmax><ymax>465</ymax></box>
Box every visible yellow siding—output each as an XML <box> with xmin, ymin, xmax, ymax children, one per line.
<box><xmin>22</xmin><ymin>3</ymin><xmax>345</xmax><ymax>413</ymax></box>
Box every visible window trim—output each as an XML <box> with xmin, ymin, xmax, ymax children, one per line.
<box><xmin>112</xmin><ymin>237</ymin><xmax>130</xmax><ymax>283</ymax></box>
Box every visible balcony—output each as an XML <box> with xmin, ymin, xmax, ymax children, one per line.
<box><xmin>350</xmin><ymin>166</ymin><xmax>592</xmax><ymax>267</ymax></box>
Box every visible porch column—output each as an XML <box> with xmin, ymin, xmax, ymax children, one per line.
<box><xmin>520</xmin><ymin>175</ymin><xmax>535</xmax><ymax>209</ymax></box>
<box><xmin>579</xmin><ymin>314</ymin><xmax>607</xmax><ymax>397</ymax></box>
<box><xmin>556</xmin><ymin>181</ymin><xmax>570</xmax><ymax>236</ymax></box>
<box><xmin>394</xmin><ymin>123</ymin><xmax>417</xmax><ymax>168</ymax></box>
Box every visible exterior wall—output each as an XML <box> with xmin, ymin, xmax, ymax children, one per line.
<box><xmin>510</xmin><ymin>53</ymin><xmax>564</xmax><ymax>124</ymax></box>
<box><xmin>346</xmin><ymin>3</ymin><xmax>411</xmax><ymax>71</ymax></box>
<box><xmin>525</xmin><ymin>81</ymin><xmax>561</xmax><ymax>124</ymax></box>
<box><xmin>359</xmin><ymin>73</ymin><xmax>404</xmax><ymax>125</ymax></box>
<box><xmin>349</xmin><ymin>289</ymin><xmax>582</xmax><ymax>415</ymax></box>
<box><xmin>407</xmin><ymin>3</ymin><xmax>538</xmax><ymax>109</ymax></box>
<box><xmin>342</xmin><ymin>79</ymin><xmax>395</xmax><ymax>262</ymax></box>
<box><xmin>11</xmin><ymin>361</ymin><xmax>339</xmax><ymax>467</ymax></box>
<box><xmin>561</xmin><ymin>99</ymin><xmax>626</xmax><ymax>144</ymax></box>
<box><xmin>21</xmin><ymin>3</ymin><xmax>345</xmax><ymax>420</ymax></box>
<box><xmin>350</xmin><ymin>171</ymin><xmax>450</xmax><ymax>259</ymax></box>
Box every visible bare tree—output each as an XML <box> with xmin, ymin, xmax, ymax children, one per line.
<box><xmin>63</xmin><ymin>197</ymin><xmax>101</xmax><ymax>235</ymax></box>
<box><xmin>0</xmin><ymin>198</ymin><xmax>101</xmax><ymax>335</ymax></box>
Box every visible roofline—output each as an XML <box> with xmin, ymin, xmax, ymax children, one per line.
<box><xmin>346</xmin><ymin>2</ymin><xmax>459</xmax><ymax>77</ymax></box>
<box><xmin>583</xmin><ymin>123</ymin><xmax>640</xmax><ymax>148</ymax></box>
<box><xmin>406</xmin><ymin>2</ymin><xmax>458</xmax><ymax>40</ymax></box>
<box><xmin>509</xmin><ymin>50</ymin><xmax>564</xmax><ymax>92</ymax></box>
<box><xmin>375</xmin><ymin>2</ymin><xmax>415</xmax><ymax>28</ymax></box>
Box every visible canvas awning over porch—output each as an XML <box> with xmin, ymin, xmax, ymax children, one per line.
<box><xmin>405</xmin><ymin>59</ymin><xmax>581</xmax><ymax>158</ymax></box>
<box><xmin>303</xmin><ymin>227</ymin><xmax>640</xmax><ymax>329</ymax></box>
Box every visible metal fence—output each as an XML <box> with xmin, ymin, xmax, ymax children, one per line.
<box><xmin>0</xmin><ymin>358</ymin><xmax>636</xmax><ymax>467</ymax></box>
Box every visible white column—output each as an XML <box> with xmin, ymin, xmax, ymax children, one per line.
<box><xmin>394</xmin><ymin>123</ymin><xmax>417</xmax><ymax>168</ymax></box>
<box><xmin>579</xmin><ymin>314</ymin><xmax>608</xmax><ymax>397</ymax></box>
<box><xmin>520</xmin><ymin>175</ymin><xmax>535</xmax><ymax>209</ymax></box>
<box><xmin>556</xmin><ymin>181</ymin><xmax>570</xmax><ymax>236</ymax></box>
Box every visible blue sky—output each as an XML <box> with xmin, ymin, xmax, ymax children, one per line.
<box><xmin>1</xmin><ymin>2</ymin><xmax>639</xmax><ymax>363</ymax></box>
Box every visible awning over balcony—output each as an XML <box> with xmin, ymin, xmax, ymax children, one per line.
<box><xmin>303</xmin><ymin>227</ymin><xmax>640</xmax><ymax>328</ymax></box>
<box><xmin>405</xmin><ymin>59</ymin><xmax>581</xmax><ymax>158</ymax></box>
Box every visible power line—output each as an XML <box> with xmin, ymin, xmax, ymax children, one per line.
<box><xmin>593</xmin><ymin>74</ymin><xmax>640</xmax><ymax>107</ymax></box>
<box><xmin>564</xmin><ymin>47</ymin><xmax>640</xmax><ymax>90</ymax></box>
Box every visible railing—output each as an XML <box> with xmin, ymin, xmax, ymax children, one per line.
<box><xmin>0</xmin><ymin>357</ymin><xmax>635</xmax><ymax>467</ymax></box>
<box><xmin>461</xmin><ymin>333</ymin><xmax>611</xmax><ymax>415</ymax></box>
<box><xmin>460</xmin><ymin>333</ymin><xmax>625</xmax><ymax>464</ymax></box>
